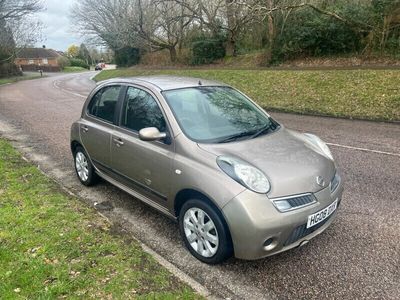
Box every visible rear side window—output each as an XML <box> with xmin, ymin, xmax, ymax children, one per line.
<box><xmin>88</xmin><ymin>85</ymin><xmax>122</xmax><ymax>123</ymax></box>
<box><xmin>121</xmin><ymin>86</ymin><xmax>166</xmax><ymax>132</ymax></box>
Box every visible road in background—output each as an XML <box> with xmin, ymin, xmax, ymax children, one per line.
<box><xmin>0</xmin><ymin>72</ymin><xmax>399</xmax><ymax>299</ymax></box>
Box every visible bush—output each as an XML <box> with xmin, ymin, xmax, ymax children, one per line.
<box><xmin>191</xmin><ymin>39</ymin><xmax>225</xmax><ymax>65</ymax></box>
<box><xmin>57</xmin><ymin>56</ymin><xmax>70</xmax><ymax>70</ymax></box>
<box><xmin>115</xmin><ymin>47</ymin><xmax>140</xmax><ymax>67</ymax></box>
<box><xmin>270</xmin><ymin>6</ymin><xmax>362</xmax><ymax>63</ymax></box>
<box><xmin>69</xmin><ymin>58</ymin><xmax>89</xmax><ymax>69</ymax></box>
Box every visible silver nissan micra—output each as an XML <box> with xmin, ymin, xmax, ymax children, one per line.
<box><xmin>70</xmin><ymin>76</ymin><xmax>344</xmax><ymax>264</ymax></box>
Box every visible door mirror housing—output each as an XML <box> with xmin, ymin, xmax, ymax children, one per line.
<box><xmin>139</xmin><ymin>127</ymin><xmax>167</xmax><ymax>142</ymax></box>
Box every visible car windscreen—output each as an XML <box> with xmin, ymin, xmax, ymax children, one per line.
<box><xmin>162</xmin><ymin>86</ymin><xmax>279</xmax><ymax>143</ymax></box>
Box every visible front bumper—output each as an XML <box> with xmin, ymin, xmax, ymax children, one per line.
<box><xmin>222</xmin><ymin>179</ymin><xmax>344</xmax><ymax>260</ymax></box>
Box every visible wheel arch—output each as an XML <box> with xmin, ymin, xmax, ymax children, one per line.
<box><xmin>70</xmin><ymin>140</ymin><xmax>82</xmax><ymax>155</ymax></box>
<box><xmin>174</xmin><ymin>189</ymin><xmax>233</xmax><ymax>241</ymax></box>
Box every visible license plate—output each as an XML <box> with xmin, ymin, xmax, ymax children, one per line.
<box><xmin>307</xmin><ymin>199</ymin><xmax>338</xmax><ymax>229</ymax></box>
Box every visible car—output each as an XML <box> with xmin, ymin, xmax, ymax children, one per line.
<box><xmin>70</xmin><ymin>76</ymin><xmax>344</xmax><ymax>264</ymax></box>
<box><xmin>94</xmin><ymin>64</ymin><xmax>102</xmax><ymax>71</ymax></box>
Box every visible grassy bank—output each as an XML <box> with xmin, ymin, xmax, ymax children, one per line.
<box><xmin>62</xmin><ymin>66</ymin><xmax>88</xmax><ymax>73</ymax></box>
<box><xmin>0</xmin><ymin>73</ymin><xmax>43</xmax><ymax>85</ymax></box>
<box><xmin>0</xmin><ymin>139</ymin><xmax>199</xmax><ymax>299</ymax></box>
<box><xmin>95</xmin><ymin>69</ymin><xmax>400</xmax><ymax>122</ymax></box>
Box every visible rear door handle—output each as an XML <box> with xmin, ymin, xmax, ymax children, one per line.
<box><xmin>113</xmin><ymin>137</ymin><xmax>124</xmax><ymax>147</ymax></box>
<box><xmin>81</xmin><ymin>125</ymin><xmax>89</xmax><ymax>132</ymax></box>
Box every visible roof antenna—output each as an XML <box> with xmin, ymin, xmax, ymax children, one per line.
<box><xmin>198</xmin><ymin>80</ymin><xmax>202</xmax><ymax>86</ymax></box>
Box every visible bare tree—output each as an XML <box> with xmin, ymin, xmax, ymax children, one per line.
<box><xmin>73</xmin><ymin>0</ymin><xmax>194</xmax><ymax>62</ymax></box>
<box><xmin>0</xmin><ymin>0</ymin><xmax>43</xmax><ymax>63</ymax></box>
<box><xmin>72</xmin><ymin>0</ymin><xmax>140</xmax><ymax>50</ymax></box>
<box><xmin>0</xmin><ymin>0</ymin><xmax>42</xmax><ymax>21</ymax></box>
<box><xmin>136</xmin><ymin>0</ymin><xmax>194</xmax><ymax>61</ymax></box>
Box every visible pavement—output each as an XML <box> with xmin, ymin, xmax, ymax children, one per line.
<box><xmin>0</xmin><ymin>71</ymin><xmax>399</xmax><ymax>299</ymax></box>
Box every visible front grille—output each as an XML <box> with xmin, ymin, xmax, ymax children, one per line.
<box><xmin>286</xmin><ymin>194</ymin><xmax>316</xmax><ymax>208</ymax></box>
<box><xmin>284</xmin><ymin>213</ymin><xmax>333</xmax><ymax>246</ymax></box>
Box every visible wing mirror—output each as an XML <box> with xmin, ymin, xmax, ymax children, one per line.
<box><xmin>139</xmin><ymin>127</ymin><xmax>167</xmax><ymax>142</ymax></box>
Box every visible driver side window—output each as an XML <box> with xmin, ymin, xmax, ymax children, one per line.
<box><xmin>121</xmin><ymin>87</ymin><xmax>166</xmax><ymax>133</ymax></box>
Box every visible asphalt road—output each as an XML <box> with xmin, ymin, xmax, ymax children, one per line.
<box><xmin>0</xmin><ymin>72</ymin><xmax>399</xmax><ymax>299</ymax></box>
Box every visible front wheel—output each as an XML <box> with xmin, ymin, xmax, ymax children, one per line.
<box><xmin>74</xmin><ymin>146</ymin><xmax>99</xmax><ymax>186</ymax></box>
<box><xmin>179</xmin><ymin>199</ymin><xmax>232</xmax><ymax>264</ymax></box>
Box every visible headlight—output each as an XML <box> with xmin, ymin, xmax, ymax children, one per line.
<box><xmin>304</xmin><ymin>133</ymin><xmax>334</xmax><ymax>161</ymax></box>
<box><xmin>217</xmin><ymin>156</ymin><xmax>270</xmax><ymax>193</ymax></box>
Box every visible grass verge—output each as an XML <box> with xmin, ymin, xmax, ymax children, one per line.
<box><xmin>95</xmin><ymin>68</ymin><xmax>400</xmax><ymax>122</ymax></box>
<box><xmin>0</xmin><ymin>138</ymin><xmax>200</xmax><ymax>299</ymax></box>
<box><xmin>62</xmin><ymin>66</ymin><xmax>88</xmax><ymax>73</ymax></box>
<box><xmin>0</xmin><ymin>73</ymin><xmax>43</xmax><ymax>85</ymax></box>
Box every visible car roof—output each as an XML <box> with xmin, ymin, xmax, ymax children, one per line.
<box><xmin>98</xmin><ymin>75</ymin><xmax>227</xmax><ymax>91</ymax></box>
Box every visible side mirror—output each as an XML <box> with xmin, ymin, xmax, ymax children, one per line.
<box><xmin>139</xmin><ymin>127</ymin><xmax>167</xmax><ymax>142</ymax></box>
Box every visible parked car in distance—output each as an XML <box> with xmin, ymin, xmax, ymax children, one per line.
<box><xmin>94</xmin><ymin>64</ymin><xmax>102</xmax><ymax>71</ymax></box>
<box><xmin>70</xmin><ymin>76</ymin><xmax>344</xmax><ymax>264</ymax></box>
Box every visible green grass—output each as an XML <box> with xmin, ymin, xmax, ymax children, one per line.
<box><xmin>0</xmin><ymin>73</ymin><xmax>43</xmax><ymax>85</ymax></box>
<box><xmin>62</xmin><ymin>66</ymin><xmax>88</xmax><ymax>73</ymax></box>
<box><xmin>95</xmin><ymin>68</ymin><xmax>400</xmax><ymax>121</ymax></box>
<box><xmin>0</xmin><ymin>139</ymin><xmax>200</xmax><ymax>299</ymax></box>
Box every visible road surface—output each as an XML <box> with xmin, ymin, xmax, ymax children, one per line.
<box><xmin>0</xmin><ymin>72</ymin><xmax>399</xmax><ymax>299</ymax></box>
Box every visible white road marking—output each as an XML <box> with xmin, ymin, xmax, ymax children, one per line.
<box><xmin>327</xmin><ymin>142</ymin><xmax>400</xmax><ymax>157</ymax></box>
<box><xmin>52</xmin><ymin>79</ymin><xmax>86</xmax><ymax>98</ymax></box>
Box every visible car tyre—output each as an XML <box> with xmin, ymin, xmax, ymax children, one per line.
<box><xmin>74</xmin><ymin>146</ymin><xmax>99</xmax><ymax>186</ymax></box>
<box><xmin>179</xmin><ymin>199</ymin><xmax>233</xmax><ymax>264</ymax></box>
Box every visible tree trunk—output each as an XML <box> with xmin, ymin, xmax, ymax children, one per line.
<box><xmin>264</xmin><ymin>0</ymin><xmax>275</xmax><ymax>63</ymax></box>
<box><xmin>225</xmin><ymin>35</ymin><xmax>235</xmax><ymax>57</ymax></box>
<box><xmin>169</xmin><ymin>46</ymin><xmax>177</xmax><ymax>63</ymax></box>
<box><xmin>225</xmin><ymin>0</ymin><xmax>236</xmax><ymax>56</ymax></box>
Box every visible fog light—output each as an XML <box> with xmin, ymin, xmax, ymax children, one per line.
<box><xmin>263</xmin><ymin>237</ymin><xmax>277</xmax><ymax>251</ymax></box>
<box><xmin>273</xmin><ymin>199</ymin><xmax>292</xmax><ymax>211</ymax></box>
<box><xmin>264</xmin><ymin>238</ymin><xmax>274</xmax><ymax>247</ymax></box>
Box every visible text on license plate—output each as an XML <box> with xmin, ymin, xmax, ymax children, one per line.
<box><xmin>307</xmin><ymin>199</ymin><xmax>338</xmax><ymax>229</ymax></box>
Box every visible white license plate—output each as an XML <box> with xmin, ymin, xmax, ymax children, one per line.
<box><xmin>307</xmin><ymin>199</ymin><xmax>338</xmax><ymax>229</ymax></box>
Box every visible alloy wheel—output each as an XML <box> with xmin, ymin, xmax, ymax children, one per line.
<box><xmin>75</xmin><ymin>151</ymin><xmax>89</xmax><ymax>182</ymax></box>
<box><xmin>183</xmin><ymin>207</ymin><xmax>219</xmax><ymax>258</ymax></box>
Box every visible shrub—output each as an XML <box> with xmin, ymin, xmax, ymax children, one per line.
<box><xmin>270</xmin><ymin>6</ymin><xmax>363</xmax><ymax>64</ymax></box>
<box><xmin>57</xmin><ymin>56</ymin><xmax>70</xmax><ymax>70</ymax></box>
<box><xmin>191</xmin><ymin>39</ymin><xmax>225</xmax><ymax>65</ymax></box>
<box><xmin>114</xmin><ymin>47</ymin><xmax>140</xmax><ymax>67</ymax></box>
<box><xmin>69</xmin><ymin>58</ymin><xmax>89</xmax><ymax>69</ymax></box>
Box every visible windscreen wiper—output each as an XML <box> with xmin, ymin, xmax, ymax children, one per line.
<box><xmin>250</xmin><ymin>124</ymin><xmax>273</xmax><ymax>139</ymax></box>
<box><xmin>217</xmin><ymin>130</ymin><xmax>257</xmax><ymax>143</ymax></box>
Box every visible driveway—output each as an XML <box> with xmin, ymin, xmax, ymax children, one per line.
<box><xmin>0</xmin><ymin>72</ymin><xmax>399</xmax><ymax>299</ymax></box>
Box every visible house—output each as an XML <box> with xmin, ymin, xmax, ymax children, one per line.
<box><xmin>15</xmin><ymin>47</ymin><xmax>62</xmax><ymax>72</ymax></box>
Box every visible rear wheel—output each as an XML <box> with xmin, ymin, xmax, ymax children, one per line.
<box><xmin>179</xmin><ymin>199</ymin><xmax>232</xmax><ymax>264</ymax></box>
<box><xmin>74</xmin><ymin>146</ymin><xmax>99</xmax><ymax>186</ymax></box>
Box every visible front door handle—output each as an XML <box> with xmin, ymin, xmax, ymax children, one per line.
<box><xmin>81</xmin><ymin>125</ymin><xmax>89</xmax><ymax>132</ymax></box>
<box><xmin>113</xmin><ymin>137</ymin><xmax>124</xmax><ymax>147</ymax></box>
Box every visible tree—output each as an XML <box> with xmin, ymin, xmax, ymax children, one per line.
<box><xmin>170</xmin><ymin>0</ymin><xmax>259</xmax><ymax>56</ymax></box>
<box><xmin>0</xmin><ymin>0</ymin><xmax>42</xmax><ymax>22</ymax></box>
<box><xmin>0</xmin><ymin>0</ymin><xmax>43</xmax><ymax>74</ymax></box>
<box><xmin>78</xmin><ymin>43</ymin><xmax>92</xmax><ymax>65</ymax></box>
<box><xmin>72</xmin><ymin>0</ymin><xmax>142</xmax><ymax>53</ymax></box>
<box><xmin>136</xmin><ymin>0</ymin><xmax>194</xmax><ymax>62</ymax></box>
<box><xmin>67</xmin><ymin>44</ymin><xmax>80</xmax><ymax>58</ymax></box>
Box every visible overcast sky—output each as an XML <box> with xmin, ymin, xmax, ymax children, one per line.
<box><xmin>35</xmin><ymin>0</ymin><xmax>83</xmax><ymax>51</ymax></box>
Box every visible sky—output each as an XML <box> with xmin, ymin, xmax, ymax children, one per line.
<box><xmin>35</xmin><ymin>0</ymin><xmax>83</xmax><ymax>51</ymax></box>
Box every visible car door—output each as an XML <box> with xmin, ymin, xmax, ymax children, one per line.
<box><xmin>80</xmin><ymin>84</ymin><xmax>124</xmax><ymax>170</ymax></box>
<box><xmin>110</xmin><ymin>85</ymin><xmax>175</xmax><ymax>207</ymax></box>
